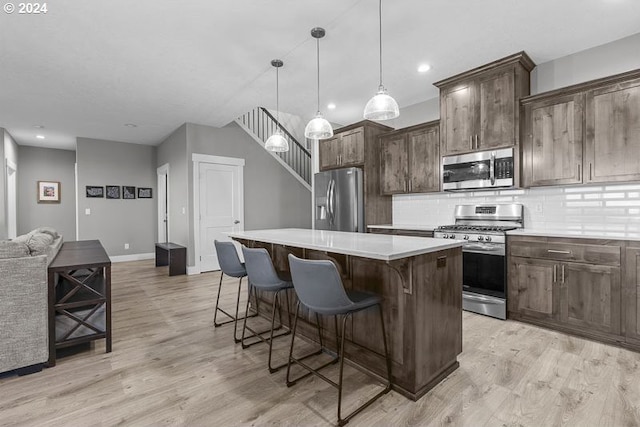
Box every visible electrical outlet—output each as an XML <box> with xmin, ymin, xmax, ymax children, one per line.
<box><xmin>85</xmin><ymin>208</ymin><xmax>91</xmax><ymax>215</ymax></box>
<box><xmin>535</xmin><ymin>203</ymin><xmax>544</xmax><ymax>214</ymax></box>
<box><xmin>124</xmin><ymin>243</ymin><xmax>129</xmax><ymax>250</ymax></box>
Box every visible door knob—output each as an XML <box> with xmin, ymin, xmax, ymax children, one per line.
<box><xmin>234</xmin><ymin>220</ymin><xmax>240</xmax><ymax>224</ymax></box>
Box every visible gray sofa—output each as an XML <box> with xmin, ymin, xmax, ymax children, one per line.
<box><xmin>0</xmin><ymin>227</ymin><xmax>63</xmax><ymax>375</ymax></box>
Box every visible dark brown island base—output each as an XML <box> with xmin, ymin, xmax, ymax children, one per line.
<box><xmin>228</xmin><ymin>228</ymin><xmax>463</xmax><ymax>401</ymax></box>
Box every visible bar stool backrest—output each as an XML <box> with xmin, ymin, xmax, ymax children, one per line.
<box><xmin>288</xmin><ymin>254</ymin><xmax>353</xmax><ymax>314</ymax></box>
<box><xmin>242</xmin><ymin>246</ymin><xmax>284</xmax><ymax>288</ymax></box>
<box><xmin>214</xmin><ymin>240</ymin><xmax>246</xmax><ymax>278</ymax></box>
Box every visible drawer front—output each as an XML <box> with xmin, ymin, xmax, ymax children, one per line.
<box><xmin>509</xmin><ymin>240</ymin><xmax>620</xmax><ymax>266</ymax></box>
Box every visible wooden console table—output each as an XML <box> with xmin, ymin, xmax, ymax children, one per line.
<box><xmin>155</xmin><ymin>242</ymin><xmax>186</xmax><ymax>276</ymax></box>
<box><xmin>47</xmin><ymin>240</ymin><xmax>111</xmax><ymax>367</ymax></box>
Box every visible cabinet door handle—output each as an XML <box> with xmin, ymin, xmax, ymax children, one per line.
<box><xmin>547</xmin><ymin>249</ymin><xmax>571</xmax><ymax>254</ymax></box>
<box><xmin>404</xmin><ymin>179</ymin><xmax>408</xmax><ymax>193</ymax></box>
<box><xmin>409</xmin><ymin>180</ymin><xmax>412</xmax><ymax>192</ymax></box>
<box><xmin>553</xmin><ymin>264</ymin><xmax>557</xmax><ymax>282</ymax></box>
<box><xmin>577</xmin><ymin>164</ymin><xmax>581</xmax><ymax>181</ymax></box>
<box><xmin>589</xmin><ymin>163</ymin><xmax>592</xmax><ymax>180</ymax></box>
<box><xmin>470</xmin><ymin>135</ymin><xmax>473</xmax><ymax>150</ymax></box>
<box><xmin>475</xmin><ymin>134</ymin><xmax>479</xmax><ymax>149</ymax></box>
<box><xmin>561</xmin><ymin>265</ymin><xmax>565</xmax><ymax>283</ymax></box>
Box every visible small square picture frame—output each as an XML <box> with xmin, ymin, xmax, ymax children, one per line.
<box><xmin>123</xmin><ymin>186</ymin><xmax>136</xmax><ymax>199</ymax></box>
<box><xmin>86</xmin><ymin>186</ymin><xmax>104</xmax><ymax>198</ymax></box>
<box><xmin>106</xmin><ymin>185</ymin><xmax>121</xmax><ymax>199</ymax></box>
<box><xmin>37</xmin><ymin>181</ymin><xmax>61</xmax><ymax>203</ymax></box>
<box><xmin>137</xmin><ymin>187</ymin><xmax>152</xmax><ymax>199</ymax></box>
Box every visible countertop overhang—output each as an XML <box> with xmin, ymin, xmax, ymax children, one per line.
<box><xmin>227</xmin><ymin>228</ymin><xmax>463</xmax><ymax>261</ymax></box>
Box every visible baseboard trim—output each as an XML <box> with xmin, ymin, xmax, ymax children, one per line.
<box><xmin>186</xmin><ymin>265</ymin><xmax>200</xmax><ymax>275</ymax></box>
<box><xmin>110</xmin><ymin>253</ymin><xmax>155</xmax><ymax>263</ymax></box>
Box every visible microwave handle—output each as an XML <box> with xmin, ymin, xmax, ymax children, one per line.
<box><xmin>490</xmin><ymin>152</ymin><xmax>496</xmax><ymax>185</ymax></box>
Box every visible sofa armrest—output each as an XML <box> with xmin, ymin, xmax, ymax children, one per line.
<box><xmin>0</xmin><ymin>255</ymin><xmax>49</xmax><ymax>373</ymax></box>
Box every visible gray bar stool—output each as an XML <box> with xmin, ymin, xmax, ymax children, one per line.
<box><xmin>240</xmin><ymin>246</ymin><xmax>294</xmax><ymax>373</ymax></box>
<box><xmin>213</xmin><ymin>240</ymin><xmax>257</xmax><ymax>343</ymax></box>
<box><xmin>286</xmin><ymin>254</ymin><xmax>392</xmax><ymax>426</ymax></box>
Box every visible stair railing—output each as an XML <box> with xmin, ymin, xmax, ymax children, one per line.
<box><xmin>238</xmin><ymin>107</ymin><xmax>311</xmax><ymax>185</ymax></box>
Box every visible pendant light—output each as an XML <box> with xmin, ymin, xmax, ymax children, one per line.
<box><xmin>265</xmin><ymin>59</ymin><xmax>289</xmax><ymax>152</ymax></box>
<box><xmin>363</xmin><ymin>0</ymin><xmax>399</xmax><ymax>120</ymax></box>
<box><xmin>304</xmin><ymin>27</ymin><xmax>333</xmax><ymax>140</ymax></box>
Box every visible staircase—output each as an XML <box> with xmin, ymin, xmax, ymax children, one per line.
<box><xmin>236</xmin><ymin>107</ymin><xmax>312</xmax><ymax>191</ymax></box>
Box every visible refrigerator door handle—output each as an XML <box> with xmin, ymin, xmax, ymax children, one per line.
<box><xmin>328</xmin><ymin>179</ymin><xmax>335</xmax><ymax>225</ymax></box>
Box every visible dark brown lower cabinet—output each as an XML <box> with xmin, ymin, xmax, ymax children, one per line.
<box><xmin>508</xmin><ymin>236</ymin><xmax>624</xmax><ymax>347</ymax></box>
<box><xmin>625</xmin><ymin>247</ymin><xmax>640</xmax><ymax>346</ymax></box>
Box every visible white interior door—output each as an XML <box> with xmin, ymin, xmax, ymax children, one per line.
<box><xmin>6</xmin><ymin>160</ymin><xmax>17</xmax><ymax>239</ymax></box>
<box><xmin>199</xmin><ymin>162</ymin><xmax>243</xmax><ymax>272</ymax></box>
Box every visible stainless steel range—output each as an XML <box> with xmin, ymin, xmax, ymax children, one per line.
<box><xmin>434</xmin><ymin>204</ymin><xmax>524</xmax><ymax>320</ymax></box>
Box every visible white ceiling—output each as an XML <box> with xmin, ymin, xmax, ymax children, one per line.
<box><xmin>1</xmin><ymin>0</ymin><xmax>640</xmax><ymax>150</ymax></box>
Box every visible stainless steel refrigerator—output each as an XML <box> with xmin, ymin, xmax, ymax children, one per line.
<box><xmin>314</xmin><ymin>167</ymin><xmax>364</xmax><ymax>232</ymax></box>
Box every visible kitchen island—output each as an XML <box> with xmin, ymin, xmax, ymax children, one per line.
<box><xmin>228</xmin><ymin>228</ymin><xmax>463</xmax><ymax>400</ymax></box>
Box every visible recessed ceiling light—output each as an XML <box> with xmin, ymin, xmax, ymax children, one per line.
<box><xmin>36</xmin><ymin>135</ymin><xmax>45</xmax><ymax>139</ymax></box>
<box><xmin>124</xmin><ymin>123</ymin><xmax>138</xmax><ymax>128</ymax></box>
<box><xmin>327</xmin><ymin>103</ymin><xmax>336</xmax><ymax>110</ymax></box>
<box><xmin>418</xmin><ymin>64</ymin><xmax>431</xmax><ymax>73</ymax></box>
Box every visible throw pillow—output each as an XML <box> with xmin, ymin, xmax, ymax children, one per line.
<box><xmin>25</xmin><ymin>232</ymin><xmax>54</xmax><ymax>256</ymax></box>
<box><xmin>0</xmin><ymin>240</ymin><xmax>30</xmax><ymax>259</ymax></box>
<box><xmin>35</xmin><ymin>226</ymin><xmax>60</xmax><ymax>239</ymax></box>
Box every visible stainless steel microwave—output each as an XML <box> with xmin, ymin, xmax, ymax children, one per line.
<box><xmin>442</xmin><ymin>147</ymin><xmax>514</xmax><ymax>191</ymax></box>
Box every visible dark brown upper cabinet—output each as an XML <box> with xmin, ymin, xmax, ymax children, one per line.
<box><xmin>435</xmin><ymin>52</ymin><xmax>535</xmax><ymax>157</ymax></box>
<box><xmin>521</xmin><ymin>69</ymin><xmax>640</xmax><ymax>187</ymax></box>
<box><xmin>379</xmin><ymin>121</ymin><xmax>440</xmax><ymax>195</ymax></box>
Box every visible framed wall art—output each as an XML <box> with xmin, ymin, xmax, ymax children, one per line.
<box><xmin>106</xmin><ymin>185</ymin><xmax>121</xmax><ymax>199</ymax></box>
<box><xmin>86</xmin><ymin>186</ymin><xmax>104</xmax><ymax>198</ymax></box>
<box><xmin>123</xmin><ymin>186</ymin><xmax>136</xmax><ymax>199</ymax></box>
<box><xmin>37</xmin><ymin>181</ymin><xmax>61</xmax><ymax>204</ymax></box>
<box><xmin>137</xmin><ymin>187</ymin><xmax>152</xmax><ymax>198</ymax></box>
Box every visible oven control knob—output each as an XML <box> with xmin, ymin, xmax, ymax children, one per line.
<box><xmin>477</xmin><ymin>236</ymin><xmax>484</xmax><ymax>241</ymax></box>
<box><xmin>485</xmin><ymin>236</ymin><xmax>492</xmax><ymax>242</ymax></box>
<box><xmin>463</xmin><ymin>235</ymin><xmax>469</xmax><ymax>240</ymax></box>
<box><xmin>448</xmin><ymin>234</ymin><xmax>455</xmax><ymax>239</ymax></box>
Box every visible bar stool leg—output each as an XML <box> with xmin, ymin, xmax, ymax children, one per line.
<box><xmin>337</xmin><ymin>313</ymin><xmax>350</xmax><ymax>426</ymax></box>
<box><xmin>268</xmin><ymin>289</ymin><xmax>290</xmax><ymax>373</ymax></box>
<box><xmin>378</xmin><ymin>304</ymin><xmax>392</xmax><ymax>391</ymax></box>
<box><xmin>213</xmin><ymin>273</ymin><xmax>228</xmax><ymax>327</ymax></box>
<box><xmin>286</xmin><ymin>303</ymin><xmax>329</xmax><ymax>387</ymax></box>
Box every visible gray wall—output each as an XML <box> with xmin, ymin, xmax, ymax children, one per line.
<box><xmin>76</xmin><ymin>137</ymin><xmax>156</xmax><ymax>256</ymax></box>
<box><xmin>17</xmin><ymin>146</ymin><xmax>76</xmax><ymax>239</ymax></box>
<box><xmin>1</xmin><ymin>129</ymin><xmax>19</xmax><ymax>239</ymax></box>
<box><xmin>156</xmin><ymin>124</ymin><xmax>190</xmax><ymax>250</ymax></box>
<box><xmin>531</xmin><ymin>32</ymin><xmax>640</xmax><ymax>94</ymax></box>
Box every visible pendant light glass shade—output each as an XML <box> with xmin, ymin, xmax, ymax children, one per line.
<box><xmin>304</xmin><ymin>111</ymin><xmax>333</xmax><ymax>139</ymax></box>
<box><xmin>305</xmin><ymin>27</ymin><xmax>333</xmax><ymax>140</ymax></box>
<box><xmin>364</xmin><ymin>85</ymin><xmax>399</xmax><ymax>120</ymax></box>
<box><xmin>265</xmin><ymin>129</ymin><xmax>289</xmax><ymax>152</ymax></box>
<box><xmin>363</xmin><ymin>0</ymin><xmax>399</xmax><ymax>120</ymax></box>
<box><xmin>266</xmin><ymin>59</ymin><xmax>289</xmax><ymax>152</ymax></box>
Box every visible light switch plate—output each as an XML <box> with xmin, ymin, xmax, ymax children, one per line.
<box><xmin>85</xmin><ymin>208</ymin><xmax>91</xmax><ymax>215</ymax></box>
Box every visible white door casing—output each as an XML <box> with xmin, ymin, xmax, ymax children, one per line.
<box><xmin>193</xmin><ymin>154</ymin><xmax>244</xmax><ymax>273</ymax></box>
<box><xmin>6</xmin><ymin>159</ymin><xmax>17</xmax><ymax>238</ymax></box>
<box><xmin>157</xmin><ymin>163</ymin><xmax>169</xmax><ymax>243</ymax></box>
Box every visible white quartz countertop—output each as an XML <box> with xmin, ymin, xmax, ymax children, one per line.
<box><xmin>367</xmin><ymin>224</ymin><xmax>439</xmax><ymax>232</ymax></box>
<box><xmin>507</xmin><ymin>228</ymin><xmax>640</xmax><ymax>241</ymax></box>
<box><xmin>227</xmin><ymin>228</ymin><xmax>462</xmax><ymax>261</ymax></box>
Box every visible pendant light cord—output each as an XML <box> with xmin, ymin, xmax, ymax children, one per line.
<box><xmin>275</xmin><ymin>66</ymin><xmax>280</xmax><ymax>127</ymax></box>
<box><xmin>316</xmin><ymin>37</ymin><xmax>321</xmax><ymax>113</ymax></box>
<box><xmin>378</xmin><ymin>0</ymin><xmax>383</xmax><ymax>87</ymax></box>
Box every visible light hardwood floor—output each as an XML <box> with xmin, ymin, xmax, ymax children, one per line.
<box><xmin>2</xmin><ymin>260</ymin><xmax>640</xmax><ymax>426</ymax></box>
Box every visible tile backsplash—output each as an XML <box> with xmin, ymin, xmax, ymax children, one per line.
<box><xmin>393</xmin><ymin>183</ymin><xmax>640</xmax><ymax>238</ymax></box>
